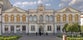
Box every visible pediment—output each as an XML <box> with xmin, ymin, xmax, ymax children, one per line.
<box><xmin>57</xmin><ymin>7</ymin><xmax>80</xmax><ymax>13</ymax></box>
<box><xmin>4</xmin><ymin>7</ymin><xmax>26</xmax><ymax>13</ymax></box>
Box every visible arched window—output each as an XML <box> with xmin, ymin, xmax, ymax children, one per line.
<box><xmin>56</xmin><ymin>14</ymin><xmax>60</xmax><ymax>22</ymax></box>
<box><xmin>16</xmin><ymin>14</ymin><xmax>20</xmax><ymax>22</ymax></box>
<box><xmin>10</xmin><ymin>15</ymin><xmax>14</xmax><ymax>22</ymax></box>
<box><xmin>29</xmin><ymin>15</ymin><xmax>33</xmax><ymax>22</ymax></box>
<box><xmin>75</xmin><ymin>14</ymin><xmax>78</xmax><ymax>21</ymax></box>
<box><xmin>63</xmin><ymin>14</ymin><xmax>66</xmax><ymax>22</ymax></box>
<box><xmin>49</xmin><ymin>15</ymin><xmax>53</xmax><ymax>21</ymax></box>
<box><xmin>33</xmin><ymin>15</ymin><xmax>37</xmax><ymax>21</ymax></box>
<box><xmin>4</xmin><ymin>14</ymin><xmax>8</xmax><ymax>22</ymax></box>
<box><xmin>68</xmin><ymin>14</ymin><xmax>72</xmax><ymax>22</ymax></box>
<box><xmin>22</xmin><ymin>14</ymin><xmax>26</xmax><ymax>22</ymax></box>
<box><xmin>45</xmin><ymin>15</ymin><xmax>49</xmax><ymax>21</ymax></box>
<box><xmin>39</xmin><ymin>15</ymin><xmax>43</xmax><ymax>22</ymax></box>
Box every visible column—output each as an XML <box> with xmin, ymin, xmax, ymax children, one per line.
<box><xmin>61</xmin><ymin>15</ymin><xmax>63</xmax><ymax>23</ymax></box>
<box><xmin>66</xmin><ymin>15</ymin><xmax>68</xmax><ymax>23</ymax></box>
<box><xmin>72</xmin><ymin>14</ymin><xmax>74</xmax><ymax>22</ymax></box>
<box><xmin>3</xmin><ymin>25</ymin><xmax>5</xmax><ymax>33</ymax></box>
<box><xmin>0</xmin><ymin>23</ymin><xmax>1</xmax><ymax>35</ymax></box>
<box><xmin>26</xmin><ymin>25</ymin><xmax>29</xmax><ymax>33</ymax></box>
<box><xmin>55</xmin><ymin>25</ymin><xmax>57</xmax><ymax>33</ymax></box>
<box><xmin>14</xmin><ymin>25</ymin><xmax>16</xmax><ymax>33</ymax></box>
<box><xmin>9</xmin><ymin>25</ymin><xmax>11</xmax><ymax>33</ymax></box>
<box><xmin>61</xmin><ymin>25</ymin><xmax>63</xmax><ymax>33</ymax></box>
<box><xmin>20</xmin><ymin>25</ymin><xmax>22</xmax><ymax>33</ymax></box>
<box><xmin>26</xmin><ymin>25</ymin><xmax>28</xmax><ymax>33</ymax></box>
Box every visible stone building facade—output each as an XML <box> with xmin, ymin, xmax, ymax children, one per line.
<box><xmin>0</xmin><ymin>0</ymin><xmax>81</xmax><ymax>35</ymax></box>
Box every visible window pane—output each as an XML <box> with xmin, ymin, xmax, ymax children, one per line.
<box><xmin>16</xmin><ymin>15</ymin><xmax>20</xmax><ymax>22</ymax></box>
<box><xmin>39</xmin><ymin>15</ymin><xmax>43</xmax><ymax>21</ymax></box>
<box><xmin>33</xmin><ymin>15</ymin><xmax>37</xmax><ymax>21</ymax></box>
<box><xmin>49</xmin><ymin>16</ymin><xmax>53</xmax><ymax>21</ymax></box>
<box><xmin>56</xmin><ymin>14</ymin><xmax>60</xmax><ymax>22</ymax></box>
<box><xmin>47</xmin><ymin>26</ymin><xmax>51</xmax><ymax>31</ymax></box>
<box><xmin>57</xmin><ymin>26</ymin><xmax>60</xmax><ymax>31</ymax></box>
<box><xmin>10</xmin><ymin>15</ymin><xmax>14</xmax><ymax>22</ymax></box>
<box><xmin>69</xmin><ymin>14</ymin><xmax>72</xmax><ymax>22</ymax></box>
<box><xmin>22</xmin><ymin>15</ymin><xmax>26</xmax><ymax>22</ymax></box>
<box><xmin>31</xmin><ymin>25</ymin><xmax>35</xmax><ymax>31</ymax></box>
<box><xmin>10</xmin><ymin>26</ymin><xmax>14</xmax><ymax>31</ymax></box>
<box><xmin>5</xmin><ymin>25</ymin><xmax>9</xmax><ymax>31</ymax></box>
<box><xmin>22</xmin><ymin>25</ymin><xmax>26</xmax><ymax>31</ymax></box>
<box><xmin>45</xmin><ymin>15</ymin><xmax>49</xmax><ymax>21</ymax></box>
<box><xmin>63</xmin><ymin>14</ymin><xmax>66</xmax><ymax>22</ymax></box>
<box><xmin>75</xmin><ymin>14</ymin><xmax>78</xmax><ymax>21</ymax></box>
<box><xmin>29</xmin><ymin>15</ymin><xmax>33</xmax><ymax>21</ymax></box>
<box><xmin>4</xmin><ymin>14</ymin><xmax>9</xmax><ymax>22</ymax></box>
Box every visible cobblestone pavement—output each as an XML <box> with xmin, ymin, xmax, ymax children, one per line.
<box><xmin>18</xmin><ymin>35</ymin><xmax>62</xmax><ymax>40</ymax></box>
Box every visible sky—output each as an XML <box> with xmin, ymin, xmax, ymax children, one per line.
<box><xmin>10</xmin><ymin>0</ymin><xmax>83</xmax><ymax>11</ymax></box>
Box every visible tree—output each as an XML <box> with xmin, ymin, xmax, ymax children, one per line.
<box><xmin>81</xmin><ymin>26</ymin><xmax>83</xmax><ymax>32</ymax></box>
<box><xmin>62</xmin><ymin>23</ymin><xmax>68</xmax><ymax>32</ymax></box>
<box><xmin>63</xmin><ymin>23</ymin><xmax>81</xmax><ymax>32</ymax></box>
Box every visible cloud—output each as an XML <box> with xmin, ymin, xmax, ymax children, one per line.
<box><xmin>13</xmin><ymin>0</ymin><xmax>43</xmax><ymax>7</ymax></box>
<box><xmin>69</xmin><ymin>0</ymin><xmax>76</xmax><ymax>5</ymax></box>
<box><xmin>61</xmin><ymin>0</ymin><xmax>70</xmax><ymax>2</ymax></box>
<box><xmin>14</xmin><ymin>1</ymin><xmax>36</xmax><ymax>6</ymax></box>
<box><xmin>45</xmin><ymin>4</ymin><xmax>51</xmax><ymax>6</ymax></box>
<box><xmin>38</xmin><ymin>0</ymin><xmax>42</xmax><ymax>4</ymax></box>
<box><xmin>59</xmin><ymin>3</ymin><xmax>65</xmax><ymax>7</ymax></box>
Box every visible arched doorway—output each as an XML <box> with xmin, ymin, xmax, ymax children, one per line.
<box><xmin>38</xmin><ymin>26</ymin><xmax>44</xmax><ymax>33</ymax></box>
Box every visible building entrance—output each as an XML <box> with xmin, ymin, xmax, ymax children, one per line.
<box><xmin>38</xmin><ymin>26</ymin><xmax>44</xmax><ymax>34</ymax></box>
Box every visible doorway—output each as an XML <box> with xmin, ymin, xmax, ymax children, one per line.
<box><xmin>38</xmin><ymin>26</ymin><xmax>44</xmax><ymax>33</ymax></box>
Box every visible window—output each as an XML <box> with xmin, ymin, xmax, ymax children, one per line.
<box><xmin>4</xmin><ymin>14</ymin><xmax>9</xmax><ymax>22</ymax></box>
<box><xmin>63</xmin><ymin>14</ymin><xmax>66</xmax><ymax>22</ymax></box>
<box><xmin>33</xmin><ymin>15</ymin><xmax>37</xmax><ymax>21</ymax></box>
<box><xmin>56</xmin><ymin>14</ymin><xmax>60</xmax><ymax>22</ymax></box>
<box><xmin>29</xmin><ymin>15</ymin><xmax>33</xmax><ymax>22</ymax></box>
<box><xmin>31</xmin><ymin>25</ymin><xmax>35</xmax><ymax>31</ymax></box>
<box><xmin>68</xmin><ymin>14</ymin><xmax>72</xmax><ymax>22</ymax></box>
<box><xmin>47</xmin><ymin>26</ymin><xmax>51</xmax><ymax>31</ymax></box>
<box><xmin>75</xmin><ymin>14</ymin><xmax>78</xmax><ymax>21</ymax></box>
<box><xmin>49</xmin><ymin>15</ymin><xmax>53</xmax><ymax>22</ymax></box>
<box><xmin>22</xmin><ymin>15</ymin><xmax>26</xmax><ymax>22</ymax></box>
<box><xmin>16</xmin><ymin>25</ymin><xmax>20</xmax><ymax>31</ymax></box>
<box><xmin>57</xmin><ymin>26</ymin><xmax>60</xmax><ymax>31</ymax></box>
<box><xmin>16</xmin><ymin>15</ymin><xmax>20</xmax><ymax>22</ymax></box>
<box><xmin>45</xmin><ymin>15</ymin><xmax>49</xmax><ymax>21</ymax></box>
<box><xmin>10</xmin><ymin>26</ymin><xmax>14</xmax><ymax>31</ymax></box>
<box><xmin>5</xmin><ymin>25</ymin><xmax>9</xmax><ymax>31</ymax></box>
<box><xmin>22</xmin><ymin>25</ymin><xmax>26</xmax><ymax>31</ymax></box>
<box><xmin>10</xmin><ymin>15</ymin><xmax>14</xmax><ymax>22</ymax></box>
<box><xmin>39</xmin><ymin>15</ymin><xmax>43</xmax><ymax>22</ymax></box>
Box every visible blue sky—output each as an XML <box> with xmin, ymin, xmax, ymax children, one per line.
<box><xmin>10</xmin><ymin>0</ymin><xmax>83</xmax><ymax>11</ymax></box>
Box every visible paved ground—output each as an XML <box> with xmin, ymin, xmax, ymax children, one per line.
<box><xmin>18</xmin><ymin>35</ymin><xmax>62</xmax><ymax>40</ymax></box>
